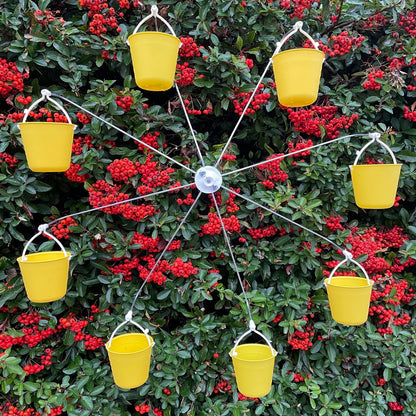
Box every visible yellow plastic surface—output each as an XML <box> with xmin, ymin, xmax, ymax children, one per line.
<box><xmin>230</xmin><ymin>343</ymin><xmax>276</xmax><ymax>398</ymax></box>
<box><xmin>272</xmin><ymin>48</ymin><xmax>325</xmax><ymax>107</ymax></box>
<box><xmin>106</xmin><ymin>333</ymin><xmax>153</xmax><ymax>389</ymax></box>
<box><xmin>128</xmin><ymin>32</ymin><xmax>180</xmax><ymax>91</ymax></box>
<box><xmin>325</xmin><ymin>276</ymin><xmax>374</xmax><ymax>326</ymax></box>
<box><xmin>19</xmin><ymin>122</ymin><xmax>74</xmax><ymax>172</ymax></box>
<box><xmin>350</xmin><ymin>164</ymin><xmax>402</xmax><ymax>209</ymax></box>
<box><xmin>17</xmin><ymin>251</ymin><xmax>70</xmax><ymax>303</ymax></box>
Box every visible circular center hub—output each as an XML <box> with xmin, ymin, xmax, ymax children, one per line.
<box><xmin>195</xmin><ymin>166</ymin><xmax>223</xmax><ymax>194</ymax></box>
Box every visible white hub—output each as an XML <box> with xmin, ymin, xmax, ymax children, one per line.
<box><xmin>195</xmin><ymin>166</ymin><xmax>223</xmax><ymax>193</ymax></box>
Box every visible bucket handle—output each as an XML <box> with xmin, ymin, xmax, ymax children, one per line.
<box><xmin>20</xmin><ymin>224</ymin><xmax>70</xmax><ymax>262</ymax></box>
<box><xmin>273</xmin><ymin>21</ymin><xmax>321</xmax><ymax>56</ymax></box>
<box><xmin>353</xmin><ymin>132</ymin><xmax>397</xmax><ymax>166</ymax></box>
<box><xmin>107</xmin><ymin>310</ymin><xmax>154</xmax><ymax>349</ymax></box>
<box><xmin>230</xmin><ymin>320</ymin><xmax>276</xmax><ymax>357</ymax></box>
<box><xmin>129</xmin><ymin>5</ymin><xmax>178</xmax><ymax>39</ymax></box>
<box><xmin>326</xmin><ymin>257</ymin><xmax>371</xmax><ymax>286</ymax></box>
<box><xmin>20</xmin><ymin>89</ymin><xmax>75</xmax><ymax>128</ymax></box>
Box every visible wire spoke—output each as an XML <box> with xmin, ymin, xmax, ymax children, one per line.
<box><xmin>47</xmin><ymin>182</ymin><xmax>195</xmax><ymax>227</ymax></box>
<box><xmin>222</xmin><ymin>133</ymin><xmax>368</xmax><ymax>178</ymax></box>
<box><xmin>212</xmin><ymin>194</ymin><xmax>253</xmax><ymax>322</ymax></box>
<box><xmin>223</xmin><ymin>186</ymin><xmax>345</xmax><ymax>253</ymax></box>
<box><xmin>214</xmin><ymin>61</ymin><xmax>273</xmax><ymax>168</ymax></box>
<box><xmin>50</xmin><ymin>93</ymin><xmax>196</xmax><ymax>174</ymax></box>
<box><xmin>174</xmin><ymin>82</ymin><xmax>206</xmax><ymax>167</ymax></box>
<box><xmin>129</xmin><ymin>192</ymin><xmax>202</xmax><ymax>311</ymax></box>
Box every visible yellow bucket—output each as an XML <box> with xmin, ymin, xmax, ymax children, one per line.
<box><xmin>128</xmin><ymin>32</ymin><xmax>180</xmax><ymax>91</ymax></box>
<box><xmin>272</xmin><ymin>48</ymin><xmax>325</xmax><ymax>107</ymax></box>
<box><xmin>325</xmin><ymin>276</ymin><xmax>374</xmax><ymax>326</ymax></box>
<box><xmin>106</xmin><ymin>333</ymin><xmax>153</xmax><ymax>389</ymax></box>
<box><xmin>230</xmin><ymin>343</ymin><xmax>276</xmax><ymax>398</ymax></box>
<box><xmin>17</xmin><ymin>251</ymin><xmax>71</xmax><ymax>303</ymax></box>
<box><xmin>350</xmin><ymin>164</ymin><xmax>402</xmax><ymax>209</ymax></box>
<box><xmin>19</xmin><ymin>122</ymin><xmax>75</xmax><ymax>172</ymax></box>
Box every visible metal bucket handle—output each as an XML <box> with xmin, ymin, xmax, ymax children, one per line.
<box><xmin>21</xmin><ymin>224</ymin><xmax>70</xmax><ymax>262</ymax></box>
<box><xmin>353</xmin><ymin>132</ymin><xmax>397</xmax><ymax>166</ymax></box>
<box><xmin>326</xmin><ymin>257</ymin><xmax>371</xmax><ymax>286</ymax></box>
<box><xmin>20</xmin><ymin>89</ymin><xmax>75</xmax><ymax>128</ymax></box>
<box><xmin>273</xmin><ymin>21</ymin><xmax>321</xmax><ymax>56</ymax></box>
<box><xmin>107</xmin><ymin>310</ymin><xmax>154</xmax><ymax>349</ymax></box>
<box><xmin>230</xmin><ymin>319</ymin><xmax>276</xmax><ymax>357</ymax></box>
<box><xmin>129</xmin><ymin>5</ymin><xmax>178</xmax><ymax>41</ymax></box>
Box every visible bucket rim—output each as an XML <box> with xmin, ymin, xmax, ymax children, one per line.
<box><xmin>128</xmin><ymin>31</ymin><xmax>180</xmax><ymax>41</ymax></box>
<box><xmin>324</xmin><ymin>276</ymin><xmax>374</xmax><ymax>288</ymax></box>
<box><xmin>229</xmin><ymin>343</ymin><xmax>277</xmax><ymax>362</ymax></box>
<box><xmin>272</xmin><ymin>47</ymin><xmax>325</xmax><ymax>59</ymax></box>
<box><xmin>18</xmin><ymin>251</ymin><xmax>72</xmax><ymax>264</ymax></box>
<box><xmin>349</xmin><ymin>163</ymin><xmax>402</xmax><ymax>168</ymax></box>
<box><xmin>105</xmin><ymin>333</ymin><xmax>154</xmax><ymax>355</ymax></box>
<box><xmin>18</xmin><ymin>121</ymin><xmax>76</xmax><ymax>127</ymax></box>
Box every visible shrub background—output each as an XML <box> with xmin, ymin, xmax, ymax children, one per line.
<box><xmin>0</xmin><ymin>0</ymin><xmax>416</xmax><ymax>415</ymax></box>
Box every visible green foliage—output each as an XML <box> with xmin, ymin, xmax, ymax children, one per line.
<box><xmin>0</xmin><ymin>0</ymin><xmax>416</xmax><ymax>415</ymax></box>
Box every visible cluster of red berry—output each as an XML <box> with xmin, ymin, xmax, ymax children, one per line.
<box><xmin>0</xmin><ymin>152</ymin><xmax>18</xmax><ymax>168</ymax></box>
<box><xmin>170</xmin><ymin>258</ymin><xmax>198</xmax><ymax>278</ymax></box>
<box><xmin>107</xmin><ymin>158</ymin><xmax>140</xmax><ymax>183</ymax></box>
<box><xmin>16</xmin><ymin>95</ymin><xmax>32</xmax><ymax>105</ymax></box>
<box><xmin>306</xmin><ymin>31</ymin><xmax>365</xmax><ymax>57</ymax></box>
<box><xmin>288</xmin><ymin>321</ymin><xmax>314</xmax><ymax>350</ymax></box>
<box><xmin>64</xmin><ymin>163</ymin><xmax>90</xmax><ymax>182</ymax></box>
<box><xmin>50</xmin><ymin>217</ymin><xmax>78</xmax><ymax>240</ymax></box>
<box><xmin>137</xmin><ymin>154</ymin><xmax>175</xmax><ymax>189</ymax></box>
<box><xmin>363</xmin><ymin>70</ymin><xmax>384</xmax><ymax>90</ymax></box>
<box><xmin>17</xmin><ymin>312</ymin><xmax>41</xmax><ymax>326</ymax></box>
<box><xmin>176</xmin><ymin>62</ymin><xmax>197</xmax><ymax>87</ymax></box>
<box><xmin>388</xmin><ymin>402</ymin><xmax>404</xmax><ymax>411</ymax></box>
<box><xmin>115</xmin><ymin>93</ymin><xmax>133</xmax><ymax>112</ymax></box>
<box><xmin>279</xmin><ymin>0</ymin><xmax>319</xmax><ymax>19</ymax></box>
<box><xmin>138</xmin><ymin>132</ymin><xmax>162</xmax><ymax>152</ymax></box>
<box><xmin>182</xmin><ymin>96</ymin><xmax>213</xmax><ymax>115</ymax></box>
<box><xmin>23</xmin><ymin>348</ymin><xmax>52</xmax><ymax>375</ymax></box>
<box><xmin>404</xmin><ymin>106</ymin><xmax>416</xmax><ymax>122</ymax></box>
<box><xmin>76</xmin><ymin>112</ymin><xmax>92</xmax><ymax>125</ymax></box>
<box><xmin>72</xmin><ymin>135</ymin><xmax>93</xmax><ymax>155</ymax></box>
<box><xmin>200</xmin><ymin>213</ymin><xmax>241</xmax><ymax>235</ymax></box>
<box><xmin>232</xmin><ymin>84</ymin><xmax>270</xmax><ymax>116</ymax></box>
<box><xmin>0</xmin><ymin>58</ymin><xmax>27</xmax><ymax>98</ymax></box>
<box><xmin>179</xmin><ymin>36</ymin><xmax>201</xmax><ymax>58</ymax></box>
<box><xmin>399</xmin><ymin>11</ymin><xmax>416</xmax><ymax>37</ymax></box>
<box><xmin>177</xmin><ymin>193</ymin><xmax>195</xmax><ymax>205</ymax></box>
<box><xmin>33</xmin><ymin>9</ymin><xmax>63</xmax><ymax>27</ymax></box>
<box><xmin>362</xmin><ymin>13</ymin><xmax>388</xmax><ymax>29</ymax></box>
<box><xmin>257</xmin><ymin>153</ymin><xmax>289</xmax><ymax>189</ymax></box>
<box><xmin>135</xmin><ymin>404</ymin><xmax>151</xmax><ymax>414</ymax></box>
<box><xmin>284</xmin><ymin>105</ymin><xmax>359</xmax><ymax>139</ymax></box>
<box><xmin>292</xmin><ymin>372</ymin><xmax>305</xmax><ymax>382</ymax></box>
<box><xmin>287</xmin><ymin>139</ymin><xmax>313</xmax><ymax>159</ymax></box>
<box><xmin>247</xmin><ymin>225</ymin><xmax>287</xmax><ymax>240</ymax></box>
<box><xmin>0</xmin><ymin>405</ymin><xmax>63</xmax><ymax>416</ymax></box>
<box><xmin>324</xmin><ymin>216</ymin><xmax>343</xmax><ymax>232</ymax></box>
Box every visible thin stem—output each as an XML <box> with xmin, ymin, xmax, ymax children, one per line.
<box><xmin>50</xmin><ymin>93</ymin><xmax>196</xmax><ymax>174</ymax></box>
<box><xmin>224</xmin><ymin>186</ymin><xmax>345</xmax><ymax>253</ymax></box>
<box><xmin>129</xmin><ymin>192</ymin><xmax>202</xmax><ymax>312</ymax></box>
<box><xmin>212</xmin><ymin>194</ymin><xmax>253</xmax><ymax>322</ymax></box>
<box><xmin>174</xmin><ymin>82</ymin><xmax>205</xmax><ymax>167</ymax></box>
<box><xmin>47</xmin><ymin>182</ymin><xmax>194</xmax><ymax>227</ymax></box>
<box><xmin>222</xmin><ymin>133</ymin><xmax>368</xmax><ymax>178</ymax></box>
<box><xmin>214</xmin><ymin>61</ymin><xmax>273</xmax><ymax>168</ymax></box>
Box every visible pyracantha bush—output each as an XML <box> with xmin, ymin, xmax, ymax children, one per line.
<box><xmin>0</xmin><ymin>1</ymin><xmax>415</xmax><ymax>415</ymax></box>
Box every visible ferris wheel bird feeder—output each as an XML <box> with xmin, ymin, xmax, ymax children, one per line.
<box><xmin>17</xmin><ymin>224</ymin><xmax>71</xmax><ymax>303</ymax></box>
<box><xmin>15</xmin><ymin>5</ymin><xmax>405</xmax><ymax>397</ymax></box>
<box><xmin>18</xmin><ymin>89</ymin><xmax>76</xmax><ymax>172</ymax></box>
<box><xmin>350</xmin><ymin>132</ymin><xmax>402</xmax><ymax>209</ymax></box>
<box><xmin>127</xmin><ymin>5</ymin><xmax>181</xmax><ymax>91</ymax></box>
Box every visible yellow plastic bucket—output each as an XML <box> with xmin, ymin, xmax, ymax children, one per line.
<box><xmin>272</xmin><ymin>48</ymin><xmax>325</xmax><ymax>107</ymax></box>
<box><xmin>350</xmin><ymin>164</ymin><xmax>402</xmax><ymax>209</ymax></box>
<box><xmin>128</xmin><ymin>32</ymin><xmax>180</xmax><ymax>91</ymax></box>
<box><xmin>17</xmin><ymin>251</ymin><xmax>71</xmax><ymax>303</ymax></box>
<box><xmin>230</xmin><ymin>343</ymin><xmax>276</xmax><ymax>398</ymax></box>
<box><xmin>19</xmin><ymin>122</ymin><xmax>75</xmax><ymax>172</ymax></box>
<box><xmin>325</xmin><ymin>276</ymin><xmax>374</xmax><ymax>326</ymax></box>
<box><xmin>106</xmin><ymin>333</ymin><xmax>154</xmax><ymax>389</ymax></box>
